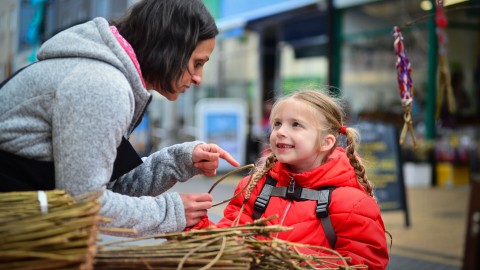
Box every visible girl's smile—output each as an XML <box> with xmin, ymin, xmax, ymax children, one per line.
<box><xmin>276</xmin><ymin>143</ymin><xmax>294</xmax><ymax>149</ymax></box>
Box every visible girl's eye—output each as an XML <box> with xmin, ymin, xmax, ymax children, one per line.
<box><xmin>273</xmin><ymin>121</ymin><xmax>281</xmax><ymax>128</ymax></box>
<box><xmin>292</xmin><ymin>122</ymin><xmax>301</xmax><ymax>127</ymax></box>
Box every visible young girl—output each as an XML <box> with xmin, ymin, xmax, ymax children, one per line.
<box><xmin>192</xmin><ymin>89</ymin><xmax>389</xmax><ymax>269</ymax></box>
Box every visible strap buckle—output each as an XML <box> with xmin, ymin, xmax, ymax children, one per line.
<box><xmin>315</xmin><ymin>189</ymin><xmax>331</xmax><ymax>219</ymax></box>
<box><xmin>254</xmin><ymin>196</ymin><xmax>269</xmax><ymax>212</ymax></box>
<box><xmin>286</xmin><ymin>187</ymin><xmax>303</xmax><ymax>200</ymax></box>
<box><xmin>316</xmin><ymin>201</ymin><xmax>328</xmax><ymax>218</ymax></box>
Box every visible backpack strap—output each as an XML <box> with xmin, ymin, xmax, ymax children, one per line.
<box><xmin>252</xmin><ymin>175</ymin><xmax>338</xmax><ymax>248</ymax></box>
<box><xmin>272</xmin><ymin>185</ymin><xmax>337</xmax><ymax>247</ymax></box>
<box><xmin>316</xmin><ymin>187</ymin><xmax>337</xmax><ymax>248</ymax></box>
<box><xmin>253</xmin><ymin>175</ymin><xmax>277</xmax><ymax>220</ymax></box>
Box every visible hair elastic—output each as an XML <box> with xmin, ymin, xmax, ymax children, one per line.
<box><xmin>340</xmin><ymin>126</ymin><xmax>348</xmax><ymax>135</ymax></box>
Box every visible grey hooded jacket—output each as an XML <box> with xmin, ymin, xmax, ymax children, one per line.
<box><xmin>0</xmin><ymin>17</ymin><xmax>204</xmax><ymax>235</ymax></box>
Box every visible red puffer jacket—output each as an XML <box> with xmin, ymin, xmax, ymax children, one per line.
<box><xmin>193</xmin><ymin>148</ymin><xmax>389</xmax><ymax>269</ymax></box>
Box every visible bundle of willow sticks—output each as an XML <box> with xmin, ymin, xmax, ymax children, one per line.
<box><xmin>0</xmin><ymin>190</ymin><xmax>101</xmax><ymax>270</ymax></box>
<box><xmin>95</xmin><ymin>217</ymin><xmax>367</xmax><ymax>270</ymax></box>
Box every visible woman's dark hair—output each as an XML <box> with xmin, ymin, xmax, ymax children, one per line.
<box><xmin>112</xmin><ymin>0</ymin><xmax>218</xmax><ymax>93</ymax></box>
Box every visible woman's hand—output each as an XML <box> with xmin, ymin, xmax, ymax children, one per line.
<box><xmin>192</xmin><ymin>143</ymin><xmax>240</xmax><ymax>176</ymax></box>
<box><xmin>180</xmin><ymin>193</ymin><xmax>213</xmax><ymax>227</ymax></box>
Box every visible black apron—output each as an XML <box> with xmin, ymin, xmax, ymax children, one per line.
<box><xmin>0</xmin><ymin>137</ymin><xmax>142</xmax><ymax>192</ymax></box>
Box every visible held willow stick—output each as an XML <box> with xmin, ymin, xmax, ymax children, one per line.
<box><xmin>207</xmin><ymin>164</ymin><xmax>255</xmax><ymax>207</ymax></box>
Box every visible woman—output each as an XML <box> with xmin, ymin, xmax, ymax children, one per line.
<box><xmin>0</xmin><ymin>0</ymin><xmax>239</xmax><ymax>236</ymax></box>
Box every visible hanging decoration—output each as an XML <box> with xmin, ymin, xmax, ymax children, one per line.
<box><xmin>392</xmin><ymin>26</ymin><xmax>417</xmax><ymax>147</ymax></box>
<box><xmin>435</xmin><ymin>0</ymin><xmax>456</xmax><ymax>118</ymax></box>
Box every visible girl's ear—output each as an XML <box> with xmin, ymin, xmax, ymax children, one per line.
<box><xmin>320</xmin><ymin>134</ymin><xmax>336</xmax><ymax>152</ymax></box>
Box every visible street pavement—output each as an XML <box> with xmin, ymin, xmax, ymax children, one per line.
<box><xmin>98</xmin><ymin>173</ymin><xmax>470</xmax><ymax>270</ymax></box>
<box><xmin>381</xmin><ymin>186</ymin><xmax>467</xmax><ymax>270</ymax></box>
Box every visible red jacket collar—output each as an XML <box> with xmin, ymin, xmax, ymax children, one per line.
<box><xmin>269</xmin><ymin>147</ymin><xmax>364</xmax><ymax>192</ymax></box>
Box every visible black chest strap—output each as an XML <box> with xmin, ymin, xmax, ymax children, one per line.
<box><xmin>252</xmin><ymin>175</ymin><xmax>337</xmax><ymax>248</ymax></box>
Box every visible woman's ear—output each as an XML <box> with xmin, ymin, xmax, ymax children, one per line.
<box><xmin>320</xmin><ymin>134</ymin><xmax>336</xmax><ymax>152</ymax></box>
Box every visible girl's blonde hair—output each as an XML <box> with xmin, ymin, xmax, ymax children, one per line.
<box><xmin>245</xmin><ymin>89</ymin><xmax>374</xmax><ymax>200</ymax></box>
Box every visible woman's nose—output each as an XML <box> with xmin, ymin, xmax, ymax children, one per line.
<box><xmin>191</xmin><ymin>74</ymin><xmax>202</xmax><ymax>85</ymax></box>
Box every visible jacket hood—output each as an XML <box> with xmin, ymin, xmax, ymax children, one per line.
<box><xmin>38</xmin><ymin>18</ymin><xmax>128</xmax><ymax>76</ymax></box>
<box><xmin>269</xmin><ymin>147</ymin><xmax>364</xmax><ymax>192</ymax></box>
<box><xmin>36</xmin><ymin>17</ymin><xmax>151</xmax><ymax>135</ymax></box>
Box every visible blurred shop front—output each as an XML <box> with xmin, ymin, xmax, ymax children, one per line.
<box><xmin>3</xmin><ymin>0</ymin><xmax>131</xmax><ymax>74</ymax></box>
<box><xmin>203</xmin><ymin>0</ymin><xmax>480</xmax><ymax>184</ymax></box>
<box><xmin>335</xmin><ymin>0</ymin><xmax>480</xmax><ymax>188</ymax></box>
<box><xmin>6</xmin><ymin>0</ymin><xmax>479</xmax><ymax>182</ymax></box>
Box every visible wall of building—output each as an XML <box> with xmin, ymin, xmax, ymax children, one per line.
<box><xmin>0</xmin><ymin>0</ymin><xmax>19</xmax><ymax>81</ymax></box>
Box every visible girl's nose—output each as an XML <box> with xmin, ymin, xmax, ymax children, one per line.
<box><xmin>276</xmin><ymin>126</ymin><xmax>287</xmax><ymax>137</ymax></box>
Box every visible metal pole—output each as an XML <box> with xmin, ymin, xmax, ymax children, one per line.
<box><xmin>327</xmin><ymin>0</ymin><xmax>342</xmax><ymax>95</ymax></box>
<box><xmin>426</xmin><ymin>0</ymin><xmax>438</xmax><ymax>140</ymax></box>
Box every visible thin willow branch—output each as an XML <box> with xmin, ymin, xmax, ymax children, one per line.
<box><xmin>208</xmin><ymin>164</ymin><xmax>255</xmax><ymax>207</ymax></box>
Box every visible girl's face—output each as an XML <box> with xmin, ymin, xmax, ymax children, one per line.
<box><xmin>154</xmin><ymin>38</ymin><xmax>216</xmax><ymax>101</ymax></box>
<box><xmin>269</xmin><ymin>99</ymin><xmax>328</xmax><ymax>173</ymax></box>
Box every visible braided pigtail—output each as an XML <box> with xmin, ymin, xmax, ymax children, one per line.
<box><xmin>243</xmin><ymin>153</ymin><xmax>277</xmax><ymax>202</ymax></box>
<box><xmin>232</xmin><ymin>153</ymin><xmax>277</xmax><ymax>225</ymax></box>
<box><xmin>343</xmin><ymin>126</ymin><xmax>375</xmax><ymax>198</ymax></box>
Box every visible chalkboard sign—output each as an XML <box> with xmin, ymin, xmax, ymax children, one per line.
<box><xmin>353</xmin><ymin>121</ymin><xmax>410</xmax><ymax>227</ymax></box>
